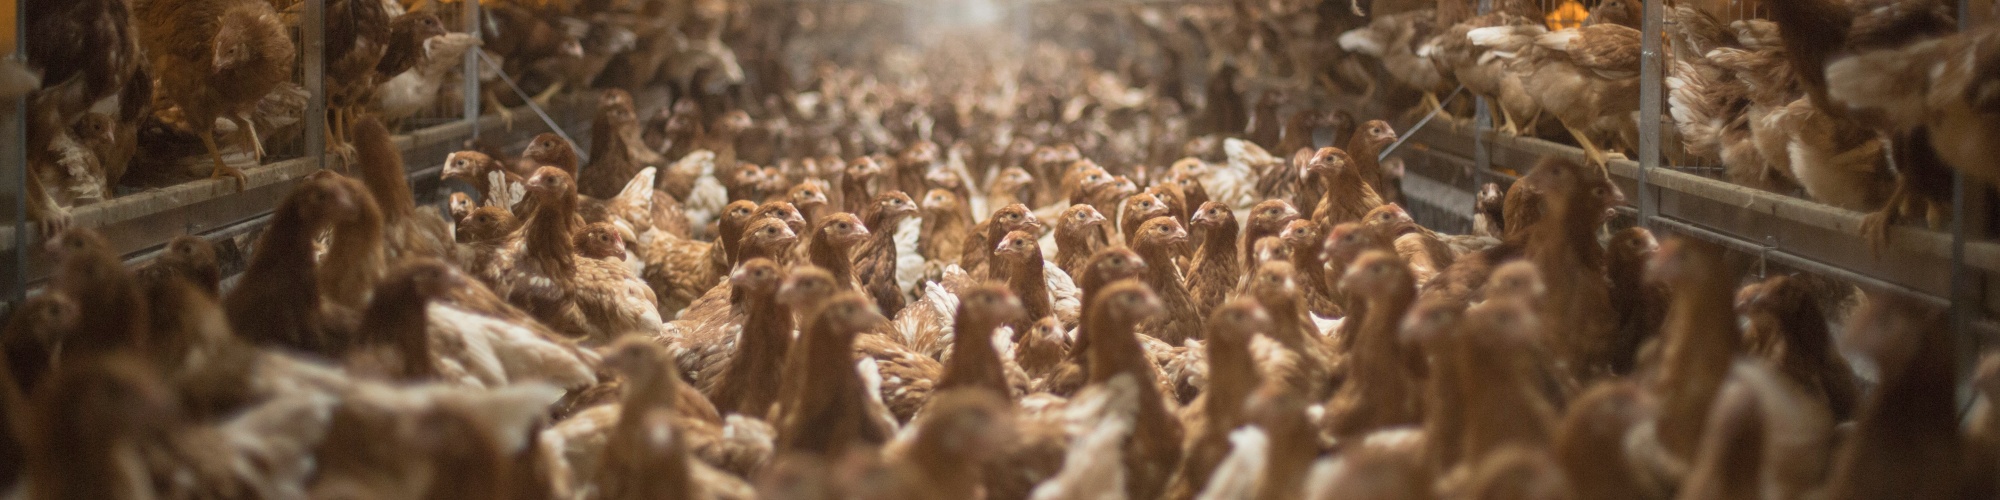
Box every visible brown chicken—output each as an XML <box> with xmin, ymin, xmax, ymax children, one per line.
<box><xmin>963</xmin><ymin>204</ymin><xmax>1042</xmax><ymax>279</ymax></box>
<box><xmin>1164</xmin><ymin>300</ymin><xmax>1273</xmax><ymax>500</ymax></box>
<box><xmin>994</xmin><ymin>230</ymin><xmax>1058</xmax><ymax>338</ymax></box>
<box><xmin>789</xmin><ymin>182</ymin><xmax>833</xmax><ymax>230</ymax></box>
<box><xmin>1053</xmin><ymin>204</ymin><xmax>1110</xmax><ymax>280</ymax></box>
<box><xmin>1120</xmin><ymin>193</ymin><xmax>1173</xmax><ymax>248</ymax></box>
<box><xmin>24</xmin><ymin>0</ymin><xmax>145</xmax><ymax>234</ymax></box>
<box><xmin>522</xmin><ymin>133</ymin><xmax>582</xmax><ymax>177</ymax></box>
<box><xmin>592</xmin><ymin>337</ymin><xmax>753</xmax><ymax>500</ymax></box>
<box><xmin>318</xmin><ymin>0</ymin><xmax>390</xmax><ymax>149</ymax></box>
<box><xmin>574</xmin><ymin>223</ymin><xmax>628</xmax><ymax>262</ymax></box>
<box><xmin>855</xmin><ymin>191</ymin><xmax>918</xmax><ymax>317</ymax></box>
<box><xmin>1082</xmin><ymin>280</ymin><xmax>1184</xmax><ymax>500</ymax></box>
<box><xmin>858</xmin><ymin>389</ymin><xmax>1018</xmax><ymax>500</ymax></box>
<box><xmin>1185</xmin><ymin>201</ymin><xmax>1241</xmax><ymax>317</ymax></box>
<box><xmin>1552</xmin><ymin>380</ymin><xmax>1665</xmax><ymax>500</ymax></box>
<box><xmin>1768</xmin><ymin>0</ymin><xmax>1973</xmax><ymax>252</ymax></box>
<box><xmin>1043</xmin><ymin>247</ymin><xmax>1150</xmax><ymax>396</ymax></box>
<box><xmin>1607</xmin><ymin>227</ymin><xmax>1664</xmax><ymax>374</ymax></box>
<box><xmin>580</xmin><ymin>91</ymin><xmax>670</xmax><ymax>200</ymax></box>
<box><xmin>1278</xmin><ymin>219</ymin><xmax>1340</xmax><ymax>319</ymax></box>
<box><xmin>1470</xmin><ymin>22</ymin><xmax>1642</xmax><ymax>166</ymax></box>
<box><xmin>935</xmin><ymin>285</ymin><xmax>1029</xmax><ymax>402</ymax></box>
<box><xmin>1240</xmin><ymin>200</ymin><xmax>1302</xmax><ymax>274</ymax></box>
<box><xmin>1736</xmin><ymin>274</ymin><xmax>1859</xmax><ymax>422</ymax></box>
<box><xmin>642</xmin><ymin>203</ymin><xmax>779</xmax><ymax>316</ymax></box>
<box><xmin>442</xmin><ymin>150</ymin><xmax>531</xmax><ymax>214</ymax></box>
<box><xmin>679</xmin><ymin>259</ymin><xmax>790</xmax><ymax>418</ymax></box>
<box><xmin>20</xmin><ymin>354</ymin><xmax>179</xmax><ymax>499</ymax></box>
<box><xmin>225</xmin><ymin>175</ymin><xmax>360</xmax><ymax>354</ymax></box>
<box><xmin>349</xmin><ymin>118</ymin><xmax>452</xmax><ymax>262</ymax></box>
<box><xmin>987</xmin><ymin>167</ymin><xmax>1040</xmax><ymax>213</ymax></box>
<box><xmin>1452</xmin><ymin>298</ymin><xmax>1561</xmax><ymax>475</ymax></box>
<box><xmin>1306</xmin><ymin>147</ymin><xmax>1386</xmax><ymax>229</ymax></box>
<box><xmin>1132</xmin><ymin>217</ymin><xmax>1202</xmax><ymax>346</ymax></box>
<box><xmin>1324</xmin><ymin>251</ymin><xmax>1423</xmax><ymax>438</ymax></box>
<box><xmin>1518</xmin><ymin>159</ymin><xmax>1624</xmax><ymax>379</ymax></box>
<box><xmin>505</xmin><ymin>167</ymin><xmax>662</xmax><ymax>342</ymax></box>
<box><xmin>343</xmin><ymin>260</ymin><xmax>462</xmax><ymax>382</ymax></box>
<box><xmin>807</xmin><ymin>212</ymin><xmax>872</xmax><ymax>292</ymax></box>
<box><xmin>314</xmin><ymin>172</ymin><xmax>389</xmax><ymax>313</ymax></box>
<box><xmin>775</xmin><ymin>266</ymin><xmax>941</xmax><ymax>425</ymax></box>
<box><xmin>773</xmin><ymin>292</ymin><xmax>896</xmax><ymax>458</ymax></box>
<box><xmin>918</xmin><ymin>189</ymin><xmax>971</xmax><ymax>265</ymax></box>
<box><xmin>1826</xmin><ymin>293</ymin><xmax>1961</xmax><ymax>500</ymax></box>
<box><xmin>136</xmin><ymin>0</ymin><xmax>294</xmax><ymax>189</ymax></box>
<box><xmin>1648</xmin><ymin>237</ymin><xmax>1743</xmax><ymax>469</ymax></box>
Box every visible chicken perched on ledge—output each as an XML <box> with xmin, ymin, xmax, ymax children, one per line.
<box><xmin>135</xmin><ymin>0</ymin><xmax>295</xmax><ymax>189</ymax></box>
<box><xmin>1470</xmin><ymin>21</ymin><xmax>1642</xmax><ymax>165</ymax></box>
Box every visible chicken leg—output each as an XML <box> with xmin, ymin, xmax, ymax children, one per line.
<box><xmin>201</xmin><ymin>132</ymin><xmax>248</xmax><ymax>192</ymax></box>
<box><xmin>24</xmin><ymin>163</ymin><xmax>72</xmax><ymax>237</ymax></box>
<box><xmin>1492</xmin><ymin>101</ymin><xmax>1520</xmax><ymax>137</ymax></box>
<box><xmin>532</xmin><ymin>81</ymin><xmax>565</xmax><ymax>107</ymax></box>
<box><xmin>1565</xmin><ymin>125</ymin><xmax>1608</xmax><ymax>166</ymax></box>
<box><xmin>234</xmin><ymin>114</ymin><xmax>266</xmax><ymax>161</ymax></box>
<box><xmin>485</xmin><ymin>91</ymin><xmax>515</xmax><ymax>131</ymax></box>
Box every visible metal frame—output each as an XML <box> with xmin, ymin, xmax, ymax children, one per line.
<box><xmin>1395</xmin><ymin>0</ymin><xmax>1985</xmax><ymax>333</ymax></box>
<box><xmin>8</xmin><ymin>0</ymin><xmax>26</xmax><ymax>303</ymax></box>
<box><xmin>0</xmin><ymin>0</ymin><xmax>598</xmax><ymax>299</ymax></box>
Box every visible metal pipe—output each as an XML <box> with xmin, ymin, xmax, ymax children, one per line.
<box><xmin>9</xmin><ymin>0</ymin><xmax>26</xmax><ymax>303</ymax></box>
<box><xmin>476</xmin><ymin>50</ymin><xmax>585</xmax><ymax>162</ymax></box>
<box><xmin>463</xmin><ymin>0</ymin><xmax>481</xmax><ymax>139</ymax></box>
<box><xmin>1636</xmin><ymin>0</ymin><xmax>1663</xmax><ymax>229</ymax></box>
<box><xmin>304</xmin><ymin>0</ymin><xmax>326</xmax><ymax>170</ymax></box>
<box><xmin>1650</xmin><ymin>217</ymin><xmax>1948</xmax><ymax>308</ymax></box>
<box><xmin>1379</xmin><ymin>85</ymin><xmax>1464</xmax><ymax>162</ymax></box>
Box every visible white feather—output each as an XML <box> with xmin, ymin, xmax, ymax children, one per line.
<box><xmin>1047</xmin><ymin>262</ymin><xmax>1081</xmax><ymax>326</ymax></box>
<box><xmin>429</xmin><ymin>303</ymin><xmax>598</xmax><ymax>389</ymax></box>
<box><xmin>674</xmin><ymin>151</ymin><xmax>727</xmax><ymax>227</ymax></box>
<box><xmin>1031</xmin><ymin>374</ymin><xmax>1142</xmax><ymax>500</ymax></box>
<box><xmin>1338</xmin><ymin>27</ymin><xmax>1386</xmax><ymax>56</ymax></box>
<box><xmin>894</xmin><ymin>215</ymin><xmax>924</xmax><ymax>296</ymax></box>
<box><xmin>1194</xmin><ymin>427</ymin><xmax>1272</xmax><ymax>500</ymax></box>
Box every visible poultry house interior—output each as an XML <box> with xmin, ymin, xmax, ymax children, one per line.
<box><xmin>5</xmin><ymin>0</ymin><xmax>2000</xmax><ymax>498</ymax></box>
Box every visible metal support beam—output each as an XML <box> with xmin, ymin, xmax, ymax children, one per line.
<box><xmin>8</xmin><ymin>0</ymin><xmax>25</xmax><ymax>303</ymax></box>
<box><xmin>1473</xmin><ymin>0</ymin><xmax>1494</xmax><ymax>189</ymax></box>
<box><xmin>463</xmin><ymin>0</ymin><xmax>481</xmax><ymax>140</ymax></box>
<box><xmin>1636</xmin><ymin>0</ymin><xmax>1664</xmax><ymax>228</ymax></box>
<box><xmin>303</xmin><ymin>0</ymin><xmax>326</xmax><ymax>170</ymax></box>
<box><xmin>1952</xmin><ymin>0</ymin><xmax>1984</xmax><ymax>412</ymax></box>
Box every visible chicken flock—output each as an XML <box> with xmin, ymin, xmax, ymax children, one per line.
<box><xmin>1331</xmin><ymin>0</ymin><xmax>2000</xmax><ymax>251</ymax></box>
<box><xmin>8</xmin><ymin>0</ymin><xmax>2000</xmax><ymax>499</ymax></box>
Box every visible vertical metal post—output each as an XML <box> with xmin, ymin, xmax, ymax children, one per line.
<box><xmin>1636</xmin><ymin>0</ymin><xmax>1664</xmax><ymax>227</ymax></box>
<box><xmin>463</xmin><ymin>0</ymin><xmax>481</xmax><ymax>139</ymax></box>
<box><xmin>303</xmin><ymin>0</ymin><xmax>326</xmax><ymax>170</ymax></box>
<box><xmin>1473</xmin><ymin>0</ymin><xmax>1493</xmax><ymax>186</ymax></box>
<box><xmin>8</xmin><ymin>0</ymin><xmax>25</xmax><ymax>303</ymax></box>
<box><xmin>1951</xmin><ymin>0</ymin><xmax>1980</xmax><ymax>404</ymax></box>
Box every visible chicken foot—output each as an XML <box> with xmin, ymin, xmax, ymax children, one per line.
<box><xmin>200</xmin><ymin>131</ymin><xmax>248</xmax><ymax>192</ymax></box>
<box><xmin>24</xmin><ymin>163</ymin><xmax>72</xmax><ymax>237</ymax></box>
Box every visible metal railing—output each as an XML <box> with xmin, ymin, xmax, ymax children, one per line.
<box><xmin>0</xmin><ymin>0</ymin><xmax>596</xmax><ymax>302</ymax></box>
